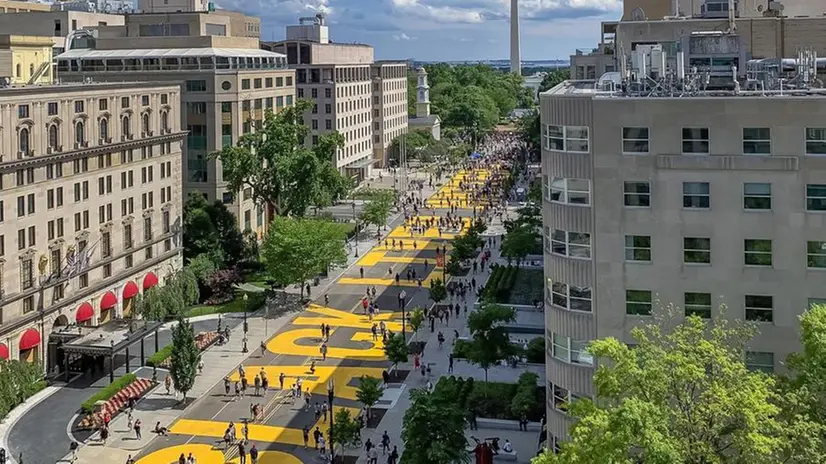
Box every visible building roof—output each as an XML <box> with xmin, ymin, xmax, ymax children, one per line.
<box><xmin>409</xmin><ymin>114</ymin><xmax>440</xmax><ymax>125</ymax></box>
<box><xmin>58</xmin><ymin>47</ymin><xmax>286</xmax><ymax>60</ymax></box>
<box><xmin>543</xmin><ymin>79</ymin><xmax>826</xmax><ymax>100</ymax></box>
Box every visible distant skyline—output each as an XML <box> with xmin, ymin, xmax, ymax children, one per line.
<box><xmin>216</xmin><ymin>0</ymin><xmax>622</xmax><ymax>62</ymax></box>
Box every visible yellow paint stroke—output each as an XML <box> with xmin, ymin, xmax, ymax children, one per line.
<box><xmin>266</xmin><ymin>328</ymin><xmax>386</xmax><ymax>359</ymax></box>
<box><xmin>136</xmin><ymin>444</ymin><xmax>303</xmax><ymax>464</ymax></box>
<box><xmin>357</xmin><ymin>250</ymin><xmax>388</xmax><ymax>266</ymax></box>
<box><xmin>231</xmin><ymin>365</ymin><xmax>385</xmax><ymax>401</ymax></box>
<box><xmin>169</xmin><ymin>420</ymin><xmax>304</xmax><ymax>446</ymax></box>
<box><xmin>337</xmin><ymin>277</ymin><xmax>422</xmax><ymax>288</ymax></box>
<box><xmin>294</xmin><ymin>305</ymin><xmax>403</xmax><ymax>332</ymax></box>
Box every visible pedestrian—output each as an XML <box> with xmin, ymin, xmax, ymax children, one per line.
<box><xmin>318</xmin><ymin>435</ymin><xmax>327</xmax><ymax>458</ymax></box>
<box><xmin>234</xmin><ymin>381</ymin><xmax>241</xmax><ymax>401</ymax></box>
<box><xmin>100</xmin><ymin>425</ymin><xmax>109</xmax><ymax>444</ymax></box>
<box><xmin>303</xmin><ymin>425</ymin><xmax>310</xmax><ymax>449</ymax></box>
<box><xmin>164</xmin><ymin>375</ymin><xmax>172</xmax><ymax>395</ymax></box>
<box><xmin>360</xmin><ymin>267</ymin><xmax>365</xmax><ymax>278</ymax></box>
<box><xmin>238</xmin><ymin>441</ymin><xmax>247</xmax><ymax>464</ymax></box>
<box><xmin>125</xmin><ymin>455</ymin><xmax>135</xmax><ymax>464</ymax></box>
<box><xmin>314</xmin><ymin>402</ymin><xmax>321</xmax><ymax>421</ymax></box>
<box><xmin>279</xmin><ymin>372</ymin><xmax>285</xmax><ymax>390</ymax></box>
<box><xmin>224</xmin><ymin>376</ymin><xmax>231</xmax><ymax>396</ymax></box>
<box><xmin>381</xmin><ymin>430</ymin><xmax>390</xmax><ymax>454</ymax></box>
<box><xmin>388</xmin><ymin>445</ymin><xmax>399</xmax><ymax>464</ymax></box>
<box><xmin>69</xmin><ymin>441</ymin><xmax>79</xmax><ymax>462</ymax></box>
<box><xmin>260</xmin><ymin>340</ymin><xmax>266</xmax><ymax>356</ymax></box>
<box><xmin>249</xmin><ymin>444</ymin><xmax>259</xmax><ymax>464</ymax></box>
<box><xmin>382</xmin><ymin>369</ymin><xmax>390</xmax><ymax>385</ymax></box>
<box><xmin>448</xmin><ymin>353</ymin><xmax>454</xmax><ymax>373</ymax></box>
<box><xmin>254</xmin><ymin>375</ymin><xmax>261</xmax><ymax>396</ymax></box>
<box><xmin>134</xmin><ymin>419</ymin><xmax>142</xmax><ymax>440</ymax></box>
<box><xmin>320</xmin><ymin>342</ymin><xmax>328</xmax><ymax>361</ymax></box>
<box><xmin>322</xmin><ymin>401</ymin><xmax>329</xmax><ymax>421</ymax></box>
<box><xmin>313</xmin><ymin>426</ymin><xmax>322</xmax><ymax>449</ymax></box>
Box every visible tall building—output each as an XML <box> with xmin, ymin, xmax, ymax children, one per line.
<box><xmin>509</xmin><ymin>0</ymin><xmax>520</xmax><ymax>75</ymax></box>
<box><xmin>262</xmin><ymin>14</ymin><xmax>408</xmax><ymax>178</ymax></box>
<box><xmin>541</xmin><ymin>39</ymin><xmax>826</xmax><ymax>448</ymax></box>
<box><xmin>52</xmin><ymin>10</ymin><xmax>294</xmax><ymax>236</ymax></box>
<box><xmin>0</xmin><ymin>81</ymin><xmax>186</xmax><ymax>370</ymax></box>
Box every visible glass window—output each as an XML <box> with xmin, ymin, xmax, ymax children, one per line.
<box><xmin>626</xmin><ymin>290</ymin><xmax>653</xmax><ymax>315</ymax></box>
<box><xmin>545</xmin><ymin>125</ymin><xmax>563</xmax><ymax>151</ymax></box>
<box><xmin>565</xmin><ymin>126</ymin><xmax>589</xmax><ymax>153</ymax></box>
<box><xmin>807</xmin><ymin>241</ymin><xmax>826</xmax><ymax>269</ymax></box>
<box><xmin>744</xmin><ymin>239</ymin><xmax>772</xmax><ymax>266</ymax></box>
<box><xmin>624</xmin><ymin>235</ymin><xmax>651</xmax><ymax>262</ymax></box>
<box><xmin>806</xmin><ymin>184</ymin><xmax>826</xmax><ymax>211</ymax></box>
<box><xmin>550</xmin><ymin>230</ymin><xmax>591</xmax><ymax>259</ymax></box>
<box><xmin>570</xmin><ymin>340</ymin><xmax>593</xmax><ymax>365</ymax></box>
<box><xmin>622</xmin><ymin>127</ymin><xmax>649</xmax><ymax>154</ymax></box>
<box><xmin>550</xmin><ymin>177</ymin><xmax>590</xmax><ymax>206</ymax></box>
<box><xmin>743</xmin><ymin>183</ymin><xmax>771</xmax><ymax>210</ymax></box>
<box><xmin>745</xmin><ymin>295</ymin><xmax>773</xmax><ymax>322</ymax></box>
<box><xmin>684</xmin><ymin>237</ymin><xmax>711</xmax><ymax>264</ymax></box>
<box><xmin>551</xmin><ymin>383</ymin><xmax>569</xmax><ymax>411</ymax></box>
<box><xmin>552</xmin><ymin>333</ymin><xmax>569</xmax><ymax>362</ymax></box>
<box><xmin>683</xmin><ymin>182</ymin><xmax>710</xmax><ymax>208</ymax></box>
<box><xmin>623</xmin><ymin>181</ymin><xmax>650</xmax><ymax>207</ymax></box>
<box><xmin>684</xmin><ymin>292</ymin><xmax>712</xmax><ymax>318</ymax></box>
<box><xmin>743</xmin><ymin>127</ymin><xmax>770</xmax><ymax>154</ymax></box>
<box><xmin>548</xmin><ymin>279</ymin><xmax>592</xmax><ymax>312</ymax></box>
<box><xmin>682</xmin><ymin>127</ymin><xmax>709</xmax><ymax>154</ymax></box>
<box><xmin>745</xmin><ymin>351</ymin><xmax>774</xmax><ymax>373</ymax></box>
<box><xmin>805</xmin><ymin>128</ymin><xmax>826</xmax><ymax>155</ymax></box>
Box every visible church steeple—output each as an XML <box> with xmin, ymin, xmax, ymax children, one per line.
<box><xmin>415</xmin><ymin>66</ymin><xmax>430</xmax><ymax>118</ymax></box>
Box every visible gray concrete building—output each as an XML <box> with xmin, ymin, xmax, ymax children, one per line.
<box><xmin>0</xmin><ymin>81</ymin><xmax>185</xmax><ymax>371</ymax></box>
<box><xmin>540</xmin><ymin>74</ymin><xmax>826</xmax><ymax>447</ymax></box>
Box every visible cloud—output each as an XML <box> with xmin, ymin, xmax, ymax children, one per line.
<box><xmin>392</xmin><ymin>32</ymin><xmax>415</xmax><ymax>40</ymax></box>
<box><xmin>388</xmin><ymin>0</ymin><xmax>621</xmax><ymax>24</ymax></box>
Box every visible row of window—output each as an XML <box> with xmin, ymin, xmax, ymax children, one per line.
<box><xmin>543</xmin><ymin>125</ymin><xmax>826</xmax><ymax>156</ymax></box>
<box><xmin>239</xmin><ymin>75</ymin><xmax>293</xmax><ymax>90</ymax></box>
<box><xmin>626</xmin><ymin>291</ymin><xmax>775</xmax><ymax>324</ymax></box>
<box><xmin>18</xmin><ymin>95</ymin><xmax>168</xmax><ymax>120</ymax></box>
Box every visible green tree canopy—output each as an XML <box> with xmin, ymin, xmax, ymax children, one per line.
<box><xmin>260</xmin><ymin>216</ymin><xmax>348</xmax><ymax>297</ymax></box>
<box><xmin>356</xmin><ymin>375</ymin><xmax>383</xmax><ymax>418</ymax></box>
<box><xmin>360</xmin><ymin>190</ymin><xmax>395</xmax><ymax>231</ymax></box>
<box><xmin>429</xmin><ymin>277</ymin><xmax>447</xmax><ymax>305</ymax></box>
<box><xmin>466</xmin><ymin>301</ymin><xmax>516</xmax><ymax>384</ymax></box>
<box><xmin>211</xmin><ymin>99</ymin><xmax>351</xmax><ymax>217</ymax></box>
<box><xmin>330</xmin><ymin>408</ymin><xmax>362</xmax><ymax>450</ymax></box>
<box><xmin>537</xmin><ymin>305</ymin><xmax>784</xmax><ymax>464</ymax></box>
<box><xmin>402</xmin><ymin>387</ymin><xmax>469</xmax><ymax>464</ymax></box>
<box><xmin>182</xmin><ymin>193</ymin><xmax>246</xmax><ymax>266</ymax></box>
<box><xmin>384</xmin><ymin>332</ymin><xmax>408</xmax><ymax>374</ymax></box>
<box><xmin>501</xmin><ymin>223</ymin><xmax>538</xmax><ymax>265</ymax></box>
<box><xmin>134</xmin><ymin>267</ymin><xmax>199</xmax><ymax>321</ymax></box>
<box><xmin>538</xmin><ymin>69</ymin><xmax>571</xmax><ymax>93</ymax></box>
<box><xmin>169</xmin><ymin>317</ymin><xmax>200</xmax><ymax>403</ymax></box>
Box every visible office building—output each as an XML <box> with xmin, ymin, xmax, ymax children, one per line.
<box><xmin>262</xmin><ymin>14</ymin><xmax>408</xmax><ymax>177</ymax></box>
<box><xmin>0</xmin><ymin>0</ymin><xmax>50</xmax><ymax>14</ymax></box>
<box><xmin>53</xmin><ymin>10</ymin><xmax>294</xmax><ymax>236</ymax></box>
<box><xmin>541</xmin><ymin>41</ymin><xmax>826</xmax><ymax>448</ymax></box>
<box><xmin>0</xmin><ymin>34</ymin><xmax>54</xmax><ymax>85</ymax></box>
<box><xmin>0</xmin><ymin>9</ymin><xmax>125</xmax><ymax>55</ymax></box>
<box><xmin>0</xmin><ymin>81</ymin><xmax>185</xmax><ymax>371</ymax></box>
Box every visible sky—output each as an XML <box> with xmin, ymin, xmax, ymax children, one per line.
<box><xmin>215</xmin><ymin>0</ymin><xmax>623</xmax><ymax>62</ymax></box>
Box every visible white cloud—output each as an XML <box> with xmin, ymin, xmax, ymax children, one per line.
<box><xmin>390</xmin><ymin>0</ymin><xmax>485</xmax><ymax>23</ymax></box>
<box><xmin>389</xmin><ymin>0</ymin><xmax>620</xmax><ymax>24</ymax></box>
<box><xmin>393</xmin><ymin>32</ymin><xmax>415</xmax><ymax>40</ymax></box>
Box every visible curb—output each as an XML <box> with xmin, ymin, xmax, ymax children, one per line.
<box><xmin>0</xmin><ymin>385</ymin><xmax>62</xmax><ymax>464</ymax></box>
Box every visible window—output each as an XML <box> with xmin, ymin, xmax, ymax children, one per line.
<box><xmin>623</xmin><ymin>181</ymin><xmax>650</xmax><ymax>207</ymax></box>
<box><xmin>121</xmin><ymin>96</ymin><xmax>130</xmax><ymax>109</ymax></box>
<box><xmin>21</xmin><ymin>259</ymin><xmax>34</xmax><ymax>290</ymax></box>
<box><xmin>311</xmin><ymin>88</ymin><xmax>318</xmax><ymax>98</ymax></box>
<box><xmin>545</xmin><ymin>125</ymin><xmax>563</xmax><ymax>151</ymax></box>
<box><xmin>684</xmin><ymin>237</ymin><xmax>711</xmax><ymax>264</ymax></box>
<box><xmin>682</xmin><ymin>127</ymin><xmax>709</xmax><ymax>154</ymax></box>
<box><xmin>185</xmin><ymin>80</ymin><xmax>207</xmax><ymax>92</ymax></box>
<box><xmin>75</xmin><ymin>120</ymin><xmax>85</xmax><ymax>145</ymax></box>
<box><xmin>684</xmin><ymin>292</ymin><xmax>711</xmax><ymax>318</ymax></box>
<box><xmin>808</xmin><ymin>241</ymin><xmax>826</xmax><ymax>269</ymax></box>
<box><xmin>19</xmin><ymin>127</ymin><xmax>30</xmax><ymax>154</ymax></box>
<box><xmin>744</xmin><ymin>239</ymin><xmax>772</xmax><ymax>266</ymax></box>
<box><xmin>549</xmin><ymin>178</ymin><xmax>590</xmax><ymax>205</ymax></box>
<box><xmin>18</xmin><ymin>105</ymin><xmax>29</xmax><ymax>119</ymax></box>
<box><xmin>745</xmin><ymin>295</ymin><xmax>773</xmax><ymax>322</ymax></box>
<box><xmin>79</xmin><ymin>273</ymin><xmax>88</xmax><ymax>288</ymax></box>
<box><xmin>743</xmin><ymin>127</ymin><xmax>770</xmax><ymax>154</ymax></box>
<box><xmin>626</xmin><ymin>290</ymin><xmax>653</xmax><ymax>315</ymax></box>
<box><xmin>622</xmin><ymin>127</ymin><xmax>649</xmax><ymax>154</ymax></box>
<box><xmin>551</xmin><ymin>333</ymin><xmax>593</xmax><ymax>366</ymax></box>
<box><xmin>565</xmin><ymin>126</ymin><xmax>589</xmax><ymax>152</ymax></box>
<box><xmin>683</xmin><ymin>182</ymin><xmax>710</xmax><ymax>208</ymax></box>
<box><xmin>48</xmin><ymin>102</ymin><xmax>58</xmax><ymax>116</ymax></box>
<box><xmin>805</xmin><ymin>128</ymin><xmax>826</xmax><ymax>155</ymax></box>
<box><xmin>551</xmin><ymin>383</ymin><xmax>569</xmax><ymax>411</ymax></box>
<box><xmin>122</xmin><ymin>115</ymin><xmax>131</xmax><ymax>138</ymax></box>
<box><xmin>99</xmin><ymin>117</ymin><xmax>109</xmax><ymax>141</ymax></box>
<box><xmin>74</xmin><ymin>100</ymin><xmax>84</xmax><ymax>113</ymax></box>
<box><xmin>806</xmin><ymin>184</ymin><xmax>826</xmax><ymax>211</ymax></box>
<box><xmin>548</xmin><ymin>279</ymin><xmax>592</xmax><ymax>312</ymax></box>
<box><xmin>550</xmin><ymin>230</ymin><xmax>591</xmax><ymax>259</ymax></box>
<box><xmin>745</xmin><ymin>351</ymin><xmax>774</xmax><ymax>373</ymax></box>
<box><xmin>744</xmin><ymin>183</ymin><xmax>771</xmax><ymax>210</ymax></box>
<box><xmin>142</xmin><ymin>113</ymin><xmax>150</xmax><ymax>134</ymax></box>
<box><xmin>48</xmin><ymin>124</ymin><xmax>59</xmax><ymax>149</ymax></box>
<box><xmin>99</xmin><ymin>98</ymin><xmax>108</xmax><ymax>111</ymax></box>
<box><xmin>624</xmin><ymin>235</ymin><xmax>651</xmax><ymax>262</ymax></box>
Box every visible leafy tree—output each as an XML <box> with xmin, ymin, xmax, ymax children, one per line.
<box><xmin>212</xmin><ymin>99</ymin><xmax>350</xmax><ymax>217</ymax></box>
<box><xmin>182</xmin><ymin>194</ymin><xmax>246</xmax><ymax>266</ymax></box>
<box><xmin>0</xmin><ymin>360</ymin><xmax>45</xmax><ymax>420</ymax></box>
<box><xmin>187</xmin><ymin>253</ymin><xmax>217</xmax><ymax>282</ymax></box>
<box><xmin>443</xmin><ymin>86</ymin><xmax>499</xmax><ymax>145</ymax></box>
<box><xmin>539</xmin><ymin>305</ymin><xmax>783</xmax><ymax>464</ymax></box>
<box><xmin>516</xmin><ymin>109</ymin><xmax>540</xmax><ymax>159</ymax></box>
<box><xmin>538</xmin><ymin>68</ymin><xmax>571</xmax><ymax>93</ymax></box>
<box><xmin>203</xmin><ymin>268</ymin><xmax>242</xmax><ymax>302</ymax></box>
<box><xmin>356</xmin><ymin>375</ymin><xmax>383</xmax><ymax>419</ymax></box>
<box><xmin>261</xmin><ymin>216</ymin><xmax>348</xmax><ymax>298</ymax></box>
<box><xmin>501</xmin><ymin>223</ymin><xmax>538</xmax><ymax>265</ymax></box>
<box><xmin>134</xmin><ymin>267</ymin><xmax>199</xmax><ymax>320</ymax></box>
<box><xmin>360</xmin><ymin>190</ymin><xmax>394</xmax><ymax>231</ymax></box>
<box><xmin>169</xmin><ymin>317</ymin><xmax>200</xmax><ymax>403</ymax></box>
<box><xmin>409</xmin><ymin>307</ymin><xmax>425</xmax><ymax>340</ymax></box>
<box><xmin>330</xmin><ymin>408</ymin><xmax>362</xmax><ymax>451</ymax></box>
<box><xmin>402</xmin><ymin>388</ymin><xmax>469</xmax><ymax>464</ymax></box>
<box><xmin>466</xmin><ymin>301</ymin><xmax>516</xmax><ymax>385</ymax></box>
<box><xmin>428</xmin><ymin>278</ymin><xmax>447</xmax><ymax>306</ymax></box>
<box><xmin>511</xmin><ymin>372</ymin><xmax>539</xmax><ymax>419</ymax></box>
<box><xmin>388</xmin><ymin>130</ymin><xmax>434</xmax><ymax>165</ymax></box>
<box><xmin>384</xmin><ymin>333</ymin><xmax>408</xmax><ymax>377</ymax></box>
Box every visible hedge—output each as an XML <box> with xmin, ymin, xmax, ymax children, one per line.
<box><xmin>81</xmin><ymin>373</ymin><xmax>137</xmax><ymax>414</ymax></box>
<box><xmin>435</xmin><ymin>373</ymin><xmax>545</xmax><ymax>421</ymax></box>
<box><xmin>146</xmin><ymin>344</ymin><xmax>174</xmax><ymax>368</ymax></box>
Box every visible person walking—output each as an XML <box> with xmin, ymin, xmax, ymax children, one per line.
<box><xmin>279</xmin><ymin>372</ymin><xmax>285</xmax><ymax>390</ymax></box>
<box><xmin>322</xmin><ymin>401</ymin><xmax>329</xmax><ymax>422</ymax></box>
<box><xmin>313</xmin><ymin>427</ymin><xmax>322</xmax><ymax>449</ymax></box>
<box><xmin>448</xmin><ymin>353</ymin><xmax>454</xmax><ymax>373</ymax></box>
<box><xmin>381</xmin><ymin>430</ymin><xmax>390</xmax><ymax>455</ymax></box>
<box><xmin>238</xmin><ymin>441</ymin><xmax>247</xmax><ymax>464</ymax></box>
<box><xmin>302</xmin><ymin>425</ymin><xmax>310</xmax><ymax>449</ymax></box>
<box><xmin>388</xmin><ymin>445</ymin><xmax>399</xmax><ymax>464</ymax></box>
<box><xmin>249</xmin><ymin>444</ymin><xmax>259</xmax><ymax>464</ymax></box>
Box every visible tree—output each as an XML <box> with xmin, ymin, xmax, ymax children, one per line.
<box><xmin>428</xmin><ymin>278</ymin><xmax>447</xmax><ymax>306</ymax></box>
<box><xmin>169</xmin><ymin>317</ymin><xmax>200</xmax><ymax>403</ymax></box>
<box><xmin>356</xmin><ymin>375</ymin><xmax>383</xmax><ymax>419</ymax></box>
<box><xmin>466</xmin><ymin>301</ymin><xmax>516</xmax><ymax>385</ymax></box>
<box><xmin>409</xmin><ymin>307</ymin><xmax>425</xmax><ymax>340</ymax></box>
<box><xmin>360</xmin><ymin>190</ymin><xmax>394</xmax><ymax>231</ymax></box>
<box><xmin>443</xmin><ymin>86</ymin><xmax>499</xmax><ymax>145</ymax></box>
<box><xmin>330</xmin><ymin>408</ymin><xmax>362</xmax><ymax>451</ymax></box>
<box><xmin>383</xmin><ymin>333</ymin><xmax>408</xmax><ymax>377</ymax></box>
<box><xmin>212</xmin><ymin>99</ymin><xmax>350</xmax><ymax>217</ymax></box>
<box><xmin>510</xmin><ymin>372</ymin><xmax>539</xmax><ymax>419</ymax></box>
<box><xmin>203</xmin><ymin>268</ymin><xmax>242</xmax><ymax>302</ymax></box>
<box><xmin>540</xmin><ymin>305</ymin><xmax>784</xmax><ymax>464</ymax></box>
<box><xmin>182</xmin><ymin>194</ymin><xmax>246</xmax><ymax>266</ymax></box>
<box><xmin>261</xmin><ymin>216</ymin><xmax>348</xmax><ymax>298</ymax></box>
<box><xmin>134</xmin><ymin>267</ymin><xmax>199</xmax><ymax>320</ymax></box>
<box><xmin>516</xmin><ymin>110</ymin><xmax>540</xmax><ymax>159</ymax></box>
<box><xmin>0</xmin><ymin>360</ymin><xmax>44</xmax><ymax>420</ymax></box>
<box><xmin>501</xmin><ymin>223</ymin><xmax>538</xmax><ymax>265</ymax></box>
<box><xmin>538</xmin><ymin>68</ymin><xmax>571</xmax><ymax>93</ymax></box>
<box><xmin>402</xmin><ymin>388</ymin><xmax>469</xmax><ymax>464</ymax></box>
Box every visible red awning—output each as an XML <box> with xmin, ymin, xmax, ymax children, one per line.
<box><xmin>142</xmin><ymin>272</ymin><xmax>158</xmax><ymax>290</ymax></box>
<box><xmin>0</xmin><ymin>343</ymin><xmax>8</xmax><ymax>360</ymax></box>
<box><xmin>100</xmin><ymin>291</ymin><xmax>118</xmax><ymax>310</ymax></box>
<box><xmin>19</xmin><ymin>329</ymin><xmax>40</xmax><ymax>351</ymax></box>
<box><xmin>122</xmin><ymin>281</ymin><xmax>139</xmax><ymax>300</ymax></box>
<box><xmin>76</xmin><ymin>302</ymin><xmax>94</xmax><ymax>323</ymax></box>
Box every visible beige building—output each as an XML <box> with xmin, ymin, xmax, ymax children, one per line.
<box><xmin>0</xmin><ymin>34</ymin><xmax>54</xmax><ymax>85</ymax></box>
<box><xmin>137</xmin><ymin>0</ymin><xmax>209</xmax><ymax>14</ymax></box>
<box><xmin>0</xmin><ymin>81</ymin><xmax>185</xmax><ymax>370</ymax></box>
<box><xmin>0</xmin><ymin>0</ymin><xmax>51</xmax><ymax>14</ymax></box>
<box><xmin>263</xmin><ymin>15</ymin><xmax>409</xmax><ymax>178</ymax></box>
<box><xmin>540</xmin><ymin>77</ymin><xmax>826</xmax><ymax>448</ymax></box>
<box><xmin>0</xmin><ymin>10</ymin><xmax>125</xmax><ymax>54</ymax></box>
<box><xmin>371</xmin><ymin>61</ymin><xmax>409</xmax><ymax>167</ymax></box>
<box><xmin>54</xmin><ymin>10</ymin><xmax>294</xmax><ymax>236</ymax></box>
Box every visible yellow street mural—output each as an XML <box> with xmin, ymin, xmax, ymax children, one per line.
<box><xmin>230</xmin><ymin>366</ymin><xmax>385</xmax><ymax>401</ymax></box>
<box><xmin>136</xmin><ymin>444</ymin><xmax>303</xmax><ymax>464</ymax></box>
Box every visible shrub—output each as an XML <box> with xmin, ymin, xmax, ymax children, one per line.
<box><xmin>81</xmin><ymin>373</ymin><xmax>137</xmax><ymax>414</ymax></box>
<box><xmin>0</xmin><ymin>360</ymin><xmax>46</xmax><ymax>420</ymax></box>
<box><xmin>434</xmin><ymin>375</ymin><xmax>545</xmax><ymax>421</ymax></box>
<box><xmin>146</xmin><ymin>344</ymin><xmax>174</xmax><ymax>368</ymax></box>
<box><xmin>524</xmin><ymin>337</ymin><xmax>545</xmax><ymax>364</ymax></box>
<box><xmin>452</xmin><ymin>339</ymin><xmax>472</xmax><ymax>359</ymax></box>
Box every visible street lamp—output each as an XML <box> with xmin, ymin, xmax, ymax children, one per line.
<box><xmin>327</xmin><ymin>379</ymin><xmax>336</xmax><ymax>463</ymax></box>
<box><xmin>399</xmin><ymin>290</ymin><xmax>407</xmax><ymax>337</ymax></box>
<box><xmin>242</xmin><ymin>293</ymin><xmax>249</xmax><ymax>353</ymax></box>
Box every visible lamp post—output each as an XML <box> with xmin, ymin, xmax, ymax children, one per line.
<box><xmin>352</xmin><ymin>203</ymin><xmax>359</xmax><ymax>258</ymax></box>
<box><xmin>242</xmin><ymin>293</ymin><xmax>249</xmax><ymax>353</ymax></box>
<box><xmin>327</xmin><ymin>379</ymin><xmax>336</xmax><ymax>463</ymax></box>
<box><xmin>399</xmin><ymin>290</ymin><xmax>407</xmax><ymax>337</ymax></box>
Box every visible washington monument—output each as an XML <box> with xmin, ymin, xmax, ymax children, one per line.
<box><xmin>510</xmin><ymin>0</ymin><xmax>521</xmax><ymax>75</ymax></box>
